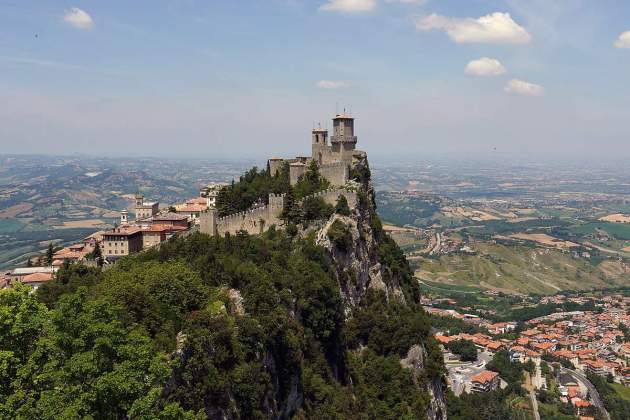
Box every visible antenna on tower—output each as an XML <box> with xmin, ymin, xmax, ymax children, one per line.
<box><xmin>335</xmin><ymin>102</ymin><xmax>338</xmax><ymax>115</ymax></box>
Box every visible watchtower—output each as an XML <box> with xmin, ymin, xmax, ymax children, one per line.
<box><xmin>135</xmin><ymin>194</ymin><xmax>144</xmax><ymax>207</ymax></box>
<box><xmin>311</xmin><ymin>126</ymin><xmax>328</xmax><ymax>165</ymax></box>
<box><xmin>200</xmin><ymin>208</ymin><xmax>218</xmax><ymax>236</ymax></box>
<box><xmin>330</xmin><ymin>114</ymin><xmax>357</xmax><ymax>163</ymax></box>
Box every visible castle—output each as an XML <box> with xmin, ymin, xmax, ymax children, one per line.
<box><xmin>269</xmin><ymin>113</ymin><xmax>366</xmax><ymax>186</ymax></box>
<box><xmin>199</xmin><ymin>113</ymin><xmax>363</xmax><ymax>237</ymax></box>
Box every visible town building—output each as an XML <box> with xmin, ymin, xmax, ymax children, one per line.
<box><xmin>140</xmin><ymin>224</ymin><xmax>187</xmax><ymax>249</ymax></box>
<box><xmin>4</xmin><ymin>267</ymin><xmax>57</xmax><ymax>289</ymax></box>
<box><xmin>52</xmin><ymin>242</ymin><xmax>95</xmax><ymax>266</ymax></box>
<box><xmin>134</xmin><ymin>194</ymin><xmax>159</xmax><ymax>220</ymax></box>
<box><xmin>150</xmin><ymin>212</ymin><xmax>190</xmax><ymax>228</ymax></box>
<box><xmin>102</xmin><ymin>227</ymin><xmax>144</xmax><ymax>260</ymax></box>
<box><xmin>174</xmin><ymin>197</ymin><xmax>208</xmax><ymax>222</ymax></box>
<box><xmin>200</xmin><ymin>182</ymin><xmax>228</xmax><ymax>208</ymax></box>
<box><xmin>470</xmin><ymin>370</ymin><xmax>500</xmax><ymax>393</ymax></box>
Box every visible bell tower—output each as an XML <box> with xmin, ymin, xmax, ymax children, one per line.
<box><xmin>120</xmin><ymin>209</ymin><xmax>129</xmax><ymax>225</ymax></box>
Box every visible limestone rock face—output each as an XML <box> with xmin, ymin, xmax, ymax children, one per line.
<box><xmin>401</xmin><ymin>345</ymin><xmax>448</xmax><ymax>420</ymax></box>
<box><xmin>316</xmin><ymin>176</ymin><xmax>447</xmax><ymax>420</ymax></box>
<box><xmin>316</xmin><ymin>185</ymin><xmax>405</xmax><ymax>313</ymax></box>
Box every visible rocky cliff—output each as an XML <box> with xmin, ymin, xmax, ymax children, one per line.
<box><xmin>315</xmin><ymin>173</ymin><xmax>447</xmax><ymax>420</ymax></box>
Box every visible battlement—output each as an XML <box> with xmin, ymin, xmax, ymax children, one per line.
<box><xmin>199</xmin><ymin>188</ymin><xmax>357</xmax><ymax>237</ymax></box>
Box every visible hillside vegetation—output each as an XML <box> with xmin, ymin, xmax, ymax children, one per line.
<box><xmin>0</xmin><ymin>163</ymin><xmax>446</xmax><ymax>419</ymax></box>
<box><xmin>413</xmin><ymin>242</ymin><xmax>629</xmax><ymax>295</ymax></box>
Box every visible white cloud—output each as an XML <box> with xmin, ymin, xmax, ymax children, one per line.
<box><xmin>504</xmin><ymin>79</ymin><xmax>545</xmax><ymax>96</ymax></box>
<box><xmin>414</xmin><ymin>12</ymin><xmax>531</xmax><ymax>44</ymax></box>
<box><xmin>63</xmin><ymin>7</ymin><xmax>94</xmax><ymax>29</ymax></box>
<box><xmin>614</xmin><ymin>31</ymin><xmax>630</xmax><ymax>49</ymax></box>
<box><xmin>316</xmin><ymin>80</ymin><xmax>350</xmax><ymax>89</ymax></box>
<box><xmin>319</xmin><ymin>0</ymin><xmax>376</xmax><ymax>13</ymax></box>
<box><xmin>465</xmin><ymin>57</ymin><xmax>507</xmax><ymax>76</ymax></box>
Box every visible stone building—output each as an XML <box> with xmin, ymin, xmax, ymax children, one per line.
<box><xmin>200</xmin><ymin>182</ymin><xmax>229</xmax><ymax>208</ymax></box>
<box><xmin>470</xmin><ymin>370</ymin><xmax>500</xmax><ymax>393</ymax></box>
<box><xmin>134</xmin><ymin>194</ymin><xmax>159</xmax><ymax>220</ymax></box>
<box><xmin>269</xmin><ymin>113</ymin><xmax>366</xmax><ymax>186</ymax></box>
<box><xmin>102</xmin><ymin>227</ymin><xmax>144</xmax><ymax>260</ymax></box>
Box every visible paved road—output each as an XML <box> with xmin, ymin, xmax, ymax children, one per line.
<box><xmin>561</xmin><ymin>368</ymin><xmax>611</xmax><ymax>420</ymax></box>
<box><xmin>416</xmin><ymin>278</ymin><xmax>480</xmax><ymax>294</ymax></box>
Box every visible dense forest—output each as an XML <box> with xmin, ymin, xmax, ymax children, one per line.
<box><xmin>1</xmin><ymin>161</ymin><xmax>446</xmax><ymax>419</ymax></box>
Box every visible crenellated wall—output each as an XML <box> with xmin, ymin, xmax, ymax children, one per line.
<box><xmin>199</xmin><ymin>189</ymin><xmax>357</xmax><ymax>237</ymax></box>
<box><xmin>302</xmin><ymin>188</ymin><xmax>357</xmax><ymax>209</ymax></box>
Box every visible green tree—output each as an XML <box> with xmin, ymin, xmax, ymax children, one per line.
<box><xmin>293</xmin><ymin>160</ymin><xmax>330</xmax><ymax>199</ymax></box>
<box><xmin>446</xmin><ymin>339</ymin><xmax>478</xmax><ymax>362</ymax></box>
<box><xmin>281</xmin><ymin>187</ymin><xmax>302</xmax><ymax>224</ymax></box>
<box><xmin>335</xmin><ymin>195</ymin><xmax>351</xmax><ymax>216</ymax></box>
<box><xmin>0</xmin><ymin>283</ymin><xmax>48</xmax><ymax>404</ymax></box>
<box><xmin>45</xmin><ymin>242</ymin><xmax>54</xmax><ymax>265</ymax></box>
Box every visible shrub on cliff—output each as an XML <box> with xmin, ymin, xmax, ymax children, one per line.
<box><xmin>335</xmin><ymin>195</ymin><xmax>351</xmax><ymax>216</ymax></box>
<box><xmin>327</xmin><ymin>219</ymin><xmax>352</xmax><ymax>251</ymax></box>
<box><xmin>293</xmin><ymin>160</ymin><xmax>330</xmax><ymax>200</ymax></box>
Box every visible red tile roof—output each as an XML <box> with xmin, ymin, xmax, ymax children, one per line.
<box><xmin>471</xmin><ymin>370</ymin><xmax>499</xmax><ymax>384</ymax></box>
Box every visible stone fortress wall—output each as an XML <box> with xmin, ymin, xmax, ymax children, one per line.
<box><xmin>200</xmin><ymin>188</ymin><xmax>357</xmax><ymax>237</ymax></box>
<box><xmin>199</xmin><ymin>113</ymin><xmax>363</xmax><ymax>237</ymax></box>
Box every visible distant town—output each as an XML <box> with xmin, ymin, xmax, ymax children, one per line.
<box><xmin>423</xmin><ymin>289</ymin><xmax>630</xmax><ymax>417</ymax></box>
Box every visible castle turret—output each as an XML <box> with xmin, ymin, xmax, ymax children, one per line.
<box><xmin>312</xmin><ymin>126</ymin><xmax>328</xmax><ymax>164</ymax></box>
<box><xmin>330</xmin><ymin>114</ymin><xmax>357</xmax><ymax>163</ymax></box>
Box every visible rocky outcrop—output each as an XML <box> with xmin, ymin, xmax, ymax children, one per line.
<box><xmin>315</xmin><ymin>174</ymin><xmax>447</xmax><ymax>419</ymax></box>
<box><xmin>316</xmin><ymin>186</ymin><xmax>405</xmax><ymax>313</ymax></box>
<box><xmin>401</xmin><ymin>345</ymin><xmax>447</xmax><ymax>420</ymax></box>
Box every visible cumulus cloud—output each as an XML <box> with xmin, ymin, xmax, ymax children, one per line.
<box><xmin>63</xmin><ymin>7</ymin><xmax>94</xmax><ymax>29</ymax></box>
<box><xmin>319</xmin><ymin>0</ymin><xmax>376</xmax><ymax>13</ymax></box>
<box><xmin>316</xmin><ymin>80</ymin><xmax>350</xmax><ymax>89</ymax></box>
<box><xmin>504</xmin><ymin>79</ymin><xmax>544</xmax><ymax>96</ymax></box>
<box><xmin>614</xmin><ymin>31</ymin><xmax>630</xmax><ymax>49</ymax></box>
<box><xmin>464</xmin><ymin>57</ymin><xmax>507</xmax><ymax>76</ymax></box>
<box><xmin>414</xmin><ymin>12</ymin><xmax>531</xmax><ymax>44</ymax></box>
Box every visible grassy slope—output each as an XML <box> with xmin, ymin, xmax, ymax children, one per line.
<box><xmin>413</xmin><ymin>243</ymin><xmax>629</xmax><ymax>295</ymax></box>
<box><xmin>610</xmin><ymin>383</ymin><xmax>630</xmax><ymax>401</ymax></box>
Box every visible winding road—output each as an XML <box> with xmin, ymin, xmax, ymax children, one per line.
<box><xmin>560</xmin><ymin>368</ymin><xmax>611</xmax><ymax>420</ymax></box>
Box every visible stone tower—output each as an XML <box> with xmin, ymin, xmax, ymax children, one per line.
<box><xmin>135</xmin><ymin>194</ymin><xmax>144</xmax><ymax>207</ymax></box>
<box><xmin>200</xmin><ymin>208</ymin><xmax>218</xmax><ymax>236</ymax></box>
<box><xmin>330</xmin><ymin>114</ymin><xmax>357</xmax><ymax>163</ymax></box>
<box><xmin>311</xmin><ymin>126</ymin><xmax>328</xmax><ymax>165</ymax></box>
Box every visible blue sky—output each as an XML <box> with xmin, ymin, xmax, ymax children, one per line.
<box><xmin>1</xmin><ymin>0</ymin><xmax>629</xmax><ymax>160</ymax></box>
